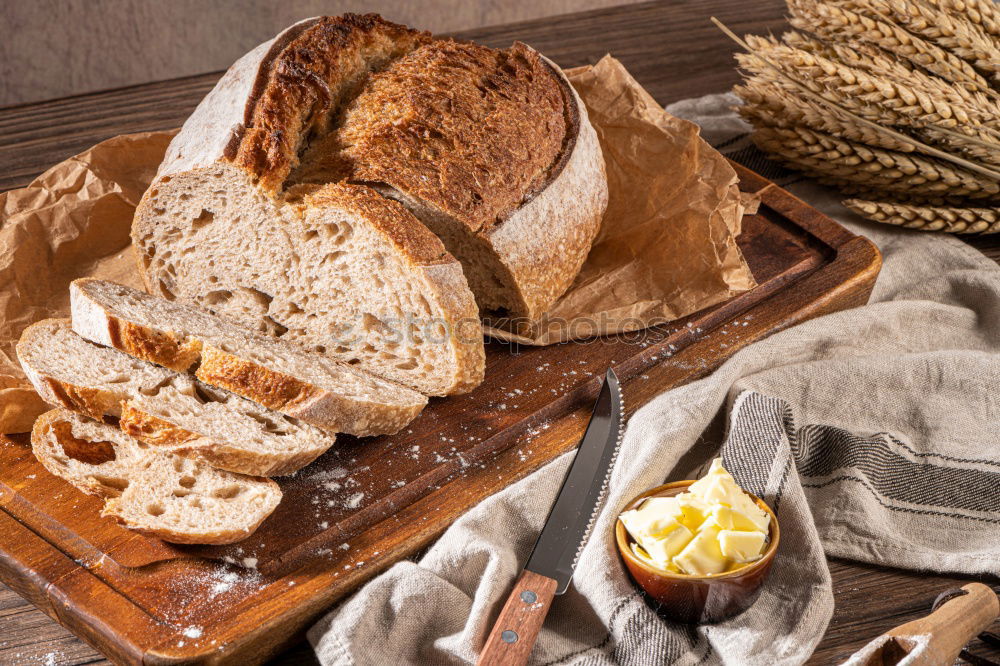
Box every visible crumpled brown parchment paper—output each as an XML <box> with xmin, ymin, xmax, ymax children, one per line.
<box><xmin>0</xmin><ymin>55</ymin><xmax>754</xmax><ymax>433</ymax></box>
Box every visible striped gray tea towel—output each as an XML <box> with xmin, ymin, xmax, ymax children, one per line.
<box><xmin>309</xmin><ymin>94</ymin><xmax>1000</xmax><ymax>665</ymax></box>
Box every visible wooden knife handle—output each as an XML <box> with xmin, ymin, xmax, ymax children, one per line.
<box><xmin>884</xmin><ymin>582</ymin><xmax>999</xmax><ymax>665</ymax></box>
<box><xmin>477</xmin><ymin>570</ymin><xmax>558</xmax><ymax>666</ymax></box>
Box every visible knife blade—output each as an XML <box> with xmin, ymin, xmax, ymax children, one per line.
<box><xmin>477</xmin><ymin>368</ymin><xmax>624</xmax><ymax>666</ymax></box>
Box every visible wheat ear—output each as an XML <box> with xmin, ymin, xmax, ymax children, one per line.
<box><xmin>924</xmin><ymin>0</ymin><xmax>1000</xmax><ymax>39</ymax></box>
<box><xmin>787</xmin><ymin>0</ymin><xmax>996</xmax><ymax>96</ymax></box>
<box><xmin>831</xmin><ymin>0</ymin><xmax>1000</xmax><ymax>77</ymax></box>
<box><xmin>752</xmin><ymin>125</ymin><xmax>1000</xmax><ymax>198</ymax></box>
<box><xmin>735</xmin><ymin>77</ymin><xmax>918</xmax><ymax>152</ymax></box>
<box><xmin>823</xmin><ymin>184</ymin><xmax>977</xmax><ymax>206</ymax></box>
<box><xmin>736</xmin><ymin>39</ymin><xmax>1000</xmax><ymax>146</ymax></box>
<box><xmin>781</xmin><ymin>30</ymin><xmax>1000</xmax><ymax>123</ymax></box>
<box><xmin>923</xmin><ymin>0</ymin><xmax>1000</xmax><ymax>41</ymax></box>
<box><xmin>845</xmin><ymin>198</ymin><xmax>1000</xmax><ymax>233</ymax></box>
<box><xmin>918</xmin><ymin>127</ymin><xmax>1000</xmax><ymax>168</ymax></box>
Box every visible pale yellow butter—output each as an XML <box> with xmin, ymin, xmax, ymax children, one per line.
<box><xmin>642</xmin><ymin>520</ymin><xmax>693</xmax><ymax>562</ymax></box>
<box><xmin>674</xmin><ymin>525</ymin><xmax>728</xmax><ymax>575</ymax></box>
<box><xmin>619</xmin><ymin>458</ymin><xmax>770</xmax><ymax>575</ymax></box>
<box><xmin>718</xmin><ymin>529</ymin><xmax>767</xmax><ymax>563</ymax></box>
<box><xmin>704</xmin><ymin>504</ymin><xmax>761</xmax><ymax>532</ymax></box>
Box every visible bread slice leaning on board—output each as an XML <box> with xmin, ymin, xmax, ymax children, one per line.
<box><xmin>131</xmin><ymin>13</ymin><xmax>607</xmax><ymax>397</ymax></box>
<box><xmin>71</xmin><ymin>278</ymin><xmax>427</xmax><ymax>436</ymax></box>
<box><xmin>32</xmin><ymin>409</ymin><xmax>281</xmax><ymax>544</ymax></box>
<box><xmin>17</xmin><ymin>319</ymin><xmax>334</xmax><ymax>476</ymax></box>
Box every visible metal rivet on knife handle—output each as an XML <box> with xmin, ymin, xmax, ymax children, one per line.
<box><xmin>477</xmin><ymin>570</ymin><xmax>558</xmax><ymax>666</ymax></box>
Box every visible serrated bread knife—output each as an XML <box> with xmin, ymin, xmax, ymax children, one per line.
<box><xmin>477</xmin><ymin>369</ymin><xmax>624</xmax><ymax>666</ymax></box>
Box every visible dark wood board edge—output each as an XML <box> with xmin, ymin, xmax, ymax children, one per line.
<box><xmin>733</xmin><ymin>163</ymin><xmax>857</xmax><ymax>250</ymax></box>
<box><xmin>0</xmin><ymin>512</ymin><xmax>75</xmax><ymax>621</ymax></box>
<box><xmin>0</xmin><ymin>512</ymin><xmax>169</xmax><ymax>664</ymax></box>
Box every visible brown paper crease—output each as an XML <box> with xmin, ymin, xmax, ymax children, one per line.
<box><xmin>0</xmin><ymin>56</ymin><xmax>753</xmax><ymax>433</ymax></box>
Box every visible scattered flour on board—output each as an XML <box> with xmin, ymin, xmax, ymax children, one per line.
<box><xmin>308</xmin><ymin>467</ymin><xmax>348</xmax><ymax>483</ymax></box>
<box><xmin>220</xmin><ymin>554</ymin><xmax>260</xmax><ymax>571</ymax></box>
<box><xmin>209</xmin><ymin>571</ymin><xmax>240</xmax><ymax>597</ymax></box>
<box><xmin>182</xmin><ymin>625</ymin><xmax>203</xmax><ymax>639</ymax></box>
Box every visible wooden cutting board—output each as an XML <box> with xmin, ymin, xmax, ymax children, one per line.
<box><xmin>0</xmin><ymin>163</ymin><xmax>880</xmax><ymax>665</ymax></box>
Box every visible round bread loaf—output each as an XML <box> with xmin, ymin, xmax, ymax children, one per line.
<box><xmin>132</xmin><ymin>14</ymin><xmax>607</xmax><ymax>395</ymax></box>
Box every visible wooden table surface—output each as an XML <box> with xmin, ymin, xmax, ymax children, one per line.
<box><xmin>1</xmin><ymin>1</ymin><xmax>997</xmax><ymax>664</ymax></box>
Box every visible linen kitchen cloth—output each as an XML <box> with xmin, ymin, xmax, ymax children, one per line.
<box><xmin>309</xmin><ymin>94</ymin><xmax>1000</xmax><ymax>665</ymax></box>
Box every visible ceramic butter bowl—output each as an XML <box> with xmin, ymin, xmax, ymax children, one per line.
<box><xmin>615</xmin><ymin>480</ymin><xmax>780</xmax><ymax>624</ymax></box>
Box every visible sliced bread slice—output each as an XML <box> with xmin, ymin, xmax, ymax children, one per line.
<box><xmin>71</xmin><ymin>278</ymin><xmax>428</xmax><ymax>436</ymax></box>
<box><xmin>17</xmin><ymin>319</ymin><xmax>334</xmax><ymax>476</ymax></box>
<box><xmin>32</xmin><ymin>409</ymin><xmax>281</xmax><ymax>544</ymax></box>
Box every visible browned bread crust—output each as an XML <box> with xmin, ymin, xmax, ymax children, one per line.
<box><xmin>119</xmin><ymin>403</ymin><xmax>202</xmax><ymax>447</ymax></box>
<box><xmin>229</xmin><ymin>14</ymin><xmax>431</xmax><ymax>191</ymax></box>
<box><xmin>295</xmin><ymin>40</ymin><xmax>568</xmax><ymax>235</ymax></box>
<box><xmin>47</xmin><ymin>418</ymin><xmax>116</xmax><ymax>466</ymax></box>
<box><xmin>194</xmin><ymin>346</ymin><xmax>321</xmax><ymax>413</ymax></box>
<box><xmin>107</xmin><ymin>316</ymin><xmax>202</xmax><ymax>372</ymax></box>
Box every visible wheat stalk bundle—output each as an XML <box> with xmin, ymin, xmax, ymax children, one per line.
<box><xmin>720</xmin><ymin>0</ymin><xmax>1000</xmax><ymax>234</ymax></box>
